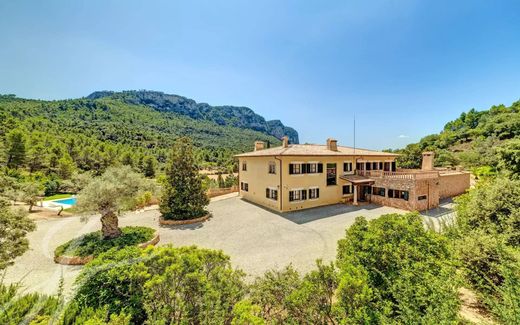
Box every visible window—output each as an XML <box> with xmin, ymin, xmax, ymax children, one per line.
<box><xmin>290</xmin><ymin>163</ymin><xmax>323</xmax><ymax>174</ymax></box>
<box><xmin>242</xmin><ymin>161</ymin><xmax>247</xmax><ymax>171</ymax></box>
<box><xmin>372</xmin><ymin>186</ymin><xmax>385</xmax><ymax>196</ymax></box>
<box><xmin>289</xmin><ymin>189</ymin><xmax>307</xmax><ymax>202</ymax></box>
<box><xmin>342</xmin><ymin>185</ymin><xmax>352</xmax><ymax>195</ymax></box>
<box><xmin>384</xmin><ymin>162</ymin><xmax>391</xmax><ymax>171</ymax></box>
<box><xmin>388</xmin><ymin>189</ymin><xmax>409</xmax><ymax>201</ymax></box>
<box><xmin>356</xmin><ymin>162</ymin><xmax>364</xmax><ymax>171</ymax></box>
<box><xmin>266</xmin><ymin>188</ymin><xmax>278</xmax><ymax>200</ymax></box>
<box><xmin>418</xmin><ymin>195</ymin><xmax>427</xmax><ymax>201</ymax></box>
<box><xmin>326</xmin><ymin>163</ymin><xmax>337</xmax><ymax>186</ymax></box>
<box><xmin>240</xmin><ymin>182</ymin><xmax>248</xmax><ymax>192</ymax></box>
<box><xmin>309</xmin><ymin>188</ymin><xmax>320</xmax><ymax>199</ymax></box>
<box><xmin>343</xmin><ymin>162</ymin><xmax>352</xmax><ymax>173</ymax></box>
<box><xmin>289</xmin><ymin>163</ymin><xmax>301</xmax><ymax>174</ymax></box>
<box><xmin>372</xmin><ymin>162</ymin><xmax>378</xmax><ymax>170</ymax></box>
<box><xmin>268</xmin><ymin>162</ymin><xmax>276</xmax><ymax>174</ymax></box>
<box><xmin>391</xmin><ymin>161</ymin><xmax>396</xmax><ymax>172</ymax></box>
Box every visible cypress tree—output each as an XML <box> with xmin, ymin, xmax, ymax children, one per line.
<box><xmin>160</xmin><ymin>137</ymin><xmax>209</xmax><ymax>220</ymax></box>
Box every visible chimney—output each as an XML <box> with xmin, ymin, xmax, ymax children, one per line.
<box><xmin>282</xmin><ymin>136</ymin><xmax>289</xmax><ymax>148</ymax></box>
<box><xmin>254</xmin><ymin>141</ymin><xmax>265</xmax><ymax>151</ymax></box>
<box><xmin>327</xmin><ymin>138</ymin><xmax>338</xmax><ymax>151</ymax></box>
<box><xmin>421</xmin><ymin>152</ymin><xmax>434</xmax><ymax>170</ymax></box>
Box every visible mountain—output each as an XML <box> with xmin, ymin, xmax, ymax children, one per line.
<box><xmin>0</xmin><ymin>92</ymin><xmax>294</xmax><ymax>173</ymax></box>
<box><xmin>391</xmin><ymin>100</ymin><xmax>520</xmax><ymax>170</ymax></box>
<box><xmin>87</xmin><ymin>90</ymin><xmax>299</xmax><ymax>144</ymax></box>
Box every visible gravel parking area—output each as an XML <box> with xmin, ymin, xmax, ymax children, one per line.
<box><xmin>4</xmin><ymin>196</ymin><xmax>408</xmax><ymax>296</ymax></box>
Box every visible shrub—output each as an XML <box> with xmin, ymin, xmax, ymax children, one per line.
<box><xmin>336</xmin><ymin>213</ymin><xmax>460</xmax><ymax>323</ymax></box>
<box><xmin>455</xmin><ymin>177</ymin><xmax>520</xmax><ymax>246</ymax></box>
<box><xmin>72</xmin><ymin>245</ymin><xmax>246</xmax><ymax>324</ymax></box>
<box><xmin>54</xmin><ymin>226</ymin><xmax>155</xmax><ymax>258</ymax></box>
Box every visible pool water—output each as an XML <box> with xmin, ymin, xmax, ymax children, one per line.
<box><xmin>53</xmin><ymin>197</ymin><xmax>77</xmax><ymax>206</ymax></box>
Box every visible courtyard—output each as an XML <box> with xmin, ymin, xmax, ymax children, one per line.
<box><xmin>5</xmin><ymin>195</ymin><xmax>422</xmax><ymax>296</ymax></box>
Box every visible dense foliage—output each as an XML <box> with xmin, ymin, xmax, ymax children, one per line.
<box><xmin>0</xmin><ymin>197</ymin><xmax>35</xmax><ymax>269</ymax></box>
<box><xmin>160</xmin><ymin>137</ymin><xmax>209</xmax><ymax>220</ymax></box>
<box><xmin>452</xmin><ymin>177</ymin><xmax>520</xmax><ymax>323</ymax></box>
<box><xmin>389</xmin><ymin>101</ymin><xmax>520</xmax><ymax>172</ymax></box>
<box><xmin>0</xmin><ymin>93</ymin><xmax>285</xmax><ymax>175</ymax></box>
<box><xmin>54</xmin><ymin>226</ymin><xmax>155</xmax><ymax>258</ymax></box>
<box><xmin>72</xmin><ymin>245</ymin><xmax>246</xmax><ymax>324</ymax></box>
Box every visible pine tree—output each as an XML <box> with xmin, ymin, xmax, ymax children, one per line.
<box><xmin>57</xmin><ymin>154</ymin><xmax>76</xmax><ymax>179</ymax></box>
<box><xmin>160</xmin><ymin>137</ymin><xmax>209</xmax><ymax>220</ymax></box>
<box><xmin>143</xmin><ymin>156</ymin><xmax>156</xmax><ymax>178</ymax></box>
<box><xmin>6</xmin><ymin>130</ymin><xmax>26</xmax><ymax>169</ymax></box>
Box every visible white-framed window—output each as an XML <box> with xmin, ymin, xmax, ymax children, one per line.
<box><xmin>242</xmin><ymin>161</ymin><xmax>247</xmax><ymax>171</ymax></box>
<box><xmin>266</xmin><ymin>188</ymin><xmax>278</xmax><ymax>200</ymax></box>
<box><xmin>268</xmin><ymin>161</ymin><xmax>276</xmax><ymax>174</ymax></box>
<box><xmin>240</xmin><ymin>182</ymin><xmax>248</xmax><ymax>192</ymax></box>
<box><xmin>342</xmin><ymin>184</ymin><xmax>352</xmax><ymax>195</ymax></box>
<box><xmin>289</xmin><ymin>189</ymin><xmax>307</xmax><ymax>202</ymax></box>
<box><xmin>308</xmin><ymin>163</ymin><xmax>317</xmax><ymax>173</ymax></box>
<box><xmin>309</xmin><ymin>187</ymin><xmax>320</xmax><ymax>199</ymax></box>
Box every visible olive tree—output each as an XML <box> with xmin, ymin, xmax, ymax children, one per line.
<box><xmin>77</xmin><ymin>166</ymin><xmax>154</xmax><ymax>239</ymax></box>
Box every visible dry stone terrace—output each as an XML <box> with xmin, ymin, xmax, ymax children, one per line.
<box><xmin>3</xmin><ymin>194</ymin><xmax>454</xmax><ymax>297</ymax></box>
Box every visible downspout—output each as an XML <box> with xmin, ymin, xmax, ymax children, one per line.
<box><xmin>275</xmin><ymin>155</ymin><xmax>283</xmax><ymax>211</ymax></box>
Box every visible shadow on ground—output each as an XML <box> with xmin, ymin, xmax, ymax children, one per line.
<box><xmin>421</xmin><ymin>198</ymin><xmax>455</xmax><ymax>218</ymax></box>
<box><xmin>240</xmin><ymin>199</ymin><xmax>380</xmax><ymax>225</ymax></box>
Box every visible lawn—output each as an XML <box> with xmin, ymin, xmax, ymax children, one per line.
<box><xmin>43</xmin><ymin>193</ymin><xmax>73</xmax><ymax>201</ymax></box>
<box><xmin>54</xmin><ymin>226</ymin><xmax>155</xmax><ymax>258</ymax></box>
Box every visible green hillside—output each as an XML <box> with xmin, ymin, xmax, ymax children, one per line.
<box><xmin>0</xmin><ymin>94</ymin><xmax>284</xmax><ymax>175</ymax></box>
<box><xmin>391</xmin><ymin>100</ymin><xmax>520</xmax><ymax>175</ymax></box>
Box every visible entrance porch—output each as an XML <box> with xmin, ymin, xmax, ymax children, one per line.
<box><xmin>339</xmin><ymin>174</ymin><xmax>375</xmax><ymax>206</ymax></box>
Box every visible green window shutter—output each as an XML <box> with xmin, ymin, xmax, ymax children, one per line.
<box><xmin>318</xmin><ymin>163</ymin><xmax>323</xmax><ymax>173</ymax></box>
<box><xmin>316</xmin><ymin>188</ymin><xmax>320</xmax><ymax>198</ymax></box>
<box><xmin>289</xmin><ymin>164</ymin><xmax>294</xmax><ymax>174</ymax></box>
<box><xmin>266</xmin><ymin>188</ymin><xmax>270</xmax><ymax>198</ymax></box>
<box><xmin>302</xmin><ymin>190</ymin><xmax>307</xmax><ymax>200</ymax></box>
<box><xmin>289</xmin><ymin>191</ymin><xmax>294</xmax><ymax>202</ymax></box>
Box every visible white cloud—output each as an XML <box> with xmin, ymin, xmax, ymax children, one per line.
<box><xmin>398</xmin><ymin>134</ymin><xmax>409</xmax><ymax>138</ymax></box>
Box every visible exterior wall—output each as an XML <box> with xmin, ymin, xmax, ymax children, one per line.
<box><xmin>413</xmin><ymin>178</ymin><xmax>440</xmax><ymax>211</ymax></box>
<box><xmin>238</xmin><ymin>156</ymin><xmax>281</xmax><ymax>211</ymax></box>
<box><xmin>439</xmin><ymin>172</ymin><xmax>470</xmax><ymax>199</ymax></box>
<box><xmin>370</xmin><ymin>177</ymin><xmax>440</xmax><ymax>211</ymax></box>
<box><xmin>370</xmin><ymin>178</ymin><xmax>416</xmax><ymax>210</ymax></box>
<box><xmin>239</xmin><ymin>154</ymin><xmax>396</xmax><ymax>212</ymax></box>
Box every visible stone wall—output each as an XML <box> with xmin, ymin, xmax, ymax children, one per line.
<box><xmin>370</xmin><ymin>178</ymin><xmax>416</xmax><ymax>210</ymax></box>
<box><xmin>369</xmin><ymin>177</ymin><xmax>440</xmax><ymax>211</ymax></box>
<box><xmin>439</xmin><ymin>172</ymin><xmax>470</xmax><ymax>199</ymax></box>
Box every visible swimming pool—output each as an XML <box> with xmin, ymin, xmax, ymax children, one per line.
<box><xmin>53</xmin><ymin>197</ymin><xmax>77</xmax><ymax>206</ymax></box>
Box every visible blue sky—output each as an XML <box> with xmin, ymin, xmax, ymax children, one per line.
<box><xmin>1</xmin><ymin>0</ymin><xmax>519</xmax><ymax>149</ymax></box>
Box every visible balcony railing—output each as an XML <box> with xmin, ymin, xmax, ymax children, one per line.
<box><xmin>355</xmin><ymin>170</ymin><xmax>439</xmax><ymax>180</ymax></box>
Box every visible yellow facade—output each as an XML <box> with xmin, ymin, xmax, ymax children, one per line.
<box><xmin>238</xmin><ymin>155</ymin><xmax>397</xmax><ymax>212</ymax></box>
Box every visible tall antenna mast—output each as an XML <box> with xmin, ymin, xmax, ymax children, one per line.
<box><xmin>353</xmin><ymin>114</ymin><xmax>356</xmax><ymax>154</ymax></box>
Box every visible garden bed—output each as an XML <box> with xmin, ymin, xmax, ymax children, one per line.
<box><xmin>159</xmin><ymin>213</ymin><xmax>211</xmax><ymax>226</ymax></box>
<box><xmin>54</xmin><ymin>226</ymin><xmax>159</xmax><ymax>265</ymax></box>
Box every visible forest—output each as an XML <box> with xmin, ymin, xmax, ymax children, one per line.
<box><xmin>389</xmin><ymin>100</ymin><xmax>520</xmax><ymax>177</ymax></box>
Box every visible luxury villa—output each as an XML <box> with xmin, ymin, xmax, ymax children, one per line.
<box><xmin>235</xmin><ymin>137</ymin><xmax>470</xmax><ymax>212</ymax></box>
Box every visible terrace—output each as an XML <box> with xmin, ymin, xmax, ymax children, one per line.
<box><xmin>355</xmin><ymin>169</ymin><xmax>439</xmax><ymax>180</ymax></box>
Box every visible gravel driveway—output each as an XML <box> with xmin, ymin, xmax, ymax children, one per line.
<box><xmin>4</xmin><ymin>196</ymin><xmax>406</xmax><ymax>296</ymax></box>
